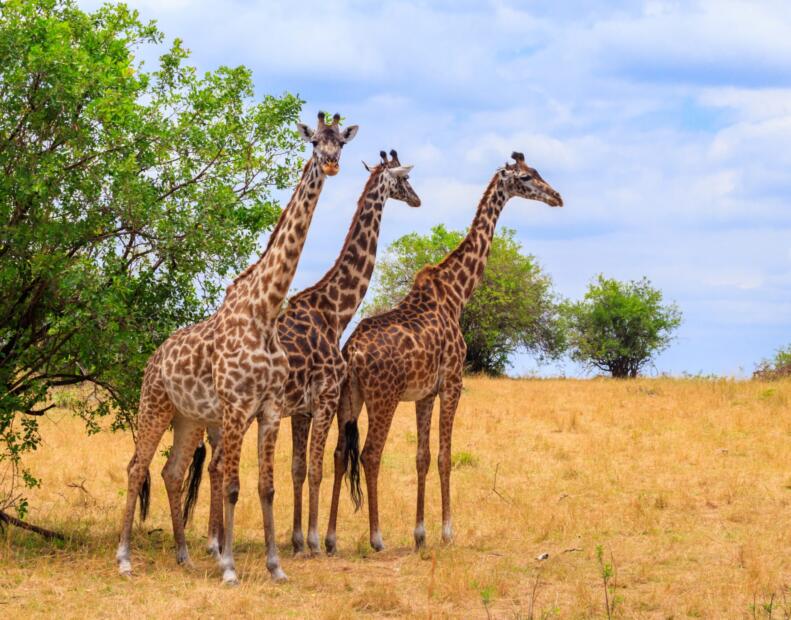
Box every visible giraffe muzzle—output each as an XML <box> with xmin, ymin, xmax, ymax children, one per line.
<box><xmin>322</xmin><ymin>161</ymin><xmax>340</xmax><ymax>176</ymax></box>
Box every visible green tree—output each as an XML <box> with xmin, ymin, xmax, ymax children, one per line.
<box><xmin>562</xmin><ymin>276</ymin><xmax>682</xmax><ymax>378</ymax></box>
<box><xmin>0</xmin><ymin>0</ymin><xmax>304</xmax><ymax>519</ymax></box>
<box><xmin>363</xmin><ymin>225</ymin><xmax>563</xmax><ymax>375</ymax></box>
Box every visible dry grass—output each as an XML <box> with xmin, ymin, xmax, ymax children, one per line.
<box><xmin>1</xmin><ymin>377</ymin><xmax>790</xmax><ymax>619</ymax></box>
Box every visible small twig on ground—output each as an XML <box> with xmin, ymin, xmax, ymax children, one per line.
<box><xmin>491</xmin><ymin>463</ymin><xmax>512</xmax><ymax>504</ymax></box>
<box><xmin>0</xmin><ymin>510</ymin><xmax>65</xmax><ymax>541</ymax></box>
<box><xmin>66</xmin><ymin>479</ymin><xmax>93</xmax><ymax>499</ymax></box>
<box><xmin>562</xmin><ymin>546</ymin><xmax>582</xmax><ymax>554</ymax></box>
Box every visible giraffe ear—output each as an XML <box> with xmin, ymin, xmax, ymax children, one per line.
<box><xmin>388</xmin><ymin>165</ymin><xmax>413</xmax><ymax>178</ymax></box>
<box><xmin>340</xmin><ymin>125</ymin><xmax>359</xmax><ymax>143</ymax></box>
<box><xmin>296</xmin><ymin>123</ymin><xmax>315</xmax><ymax>142</ymax></box>
<box><xmin>362</xmin><ymin>160</ymin><xmax>373</xmax><ymax>172</ymax></box>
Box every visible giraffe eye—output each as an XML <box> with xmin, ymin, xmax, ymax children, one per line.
<box><xmin>520</xmin><ymin>174</ymin><xmax>533</xmax><ymax>181</ymax></box>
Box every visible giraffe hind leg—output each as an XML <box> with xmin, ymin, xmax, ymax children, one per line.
<box><xmin>117</xmin><ymin>381</ymin><xmax>174</xmax><ymax>576</ymax></box>
<box><xmin>290</xmin><ymin>414</ymin><xmax>310</xmax><ymax>554</ymax></box>
<box><xmin>361</xmin><ymin>395</ymin><xmax>400</xmax><ymax>552</ymax></box>
<box><xmin>306</xmin><ymin>386</ymin><xmax>339</xmax><ymax>554</ymax></box>
<box><xmin>325</xmin><ymin>378</ymin><xmax>363</xmax><ymax>554</ymax></box>
<box><xmin>161</xmin><ymin>416</ymin><xmax>204</xmax><ymax>568</ymax></box>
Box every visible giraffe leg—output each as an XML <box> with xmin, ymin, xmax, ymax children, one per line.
<box><xmin>414</xmin><ymin>395</ymin><xmax>435</xmax><ymax>549</ymax></box>
<box><xmin>117</xmin><ymin>380</ymin><xmax>174</xmax><ymax>576</ymax></box>
<box><xmin>290</xmin><ymin>414</ymin><xmax>310</xmax><ymax>554</ymax></box>
<box><xmin>161</xmin><ymin>416</ymin><xmax>204</xmax><ymax>567</ymax></box>
<box><xmin>205</xmin><ymin>426</ymin><xmax>223</xmax><ymax>559</ymax></box>
<box><xmin>306</xmin><ymin>385</ymin><xmax>340</xmax><ymax>554</ymax></box>
<box><xmin>258</xmin><ymin>397</ymin><xmax>287</xmax><ymax>582</ymax></box>
<box><xmin>325</xmin><ymin>378</ymin><xmax>362</xmax><ymax>554</ymax></box>
<box><xmin>361</xmin><ymin>396</ymin><xmax>399</xmax><ymax>552</ymax></box>
<box><xmin>438</xmin><ymin>379</ymin><xmax>462</xmax><ymax>544</ymax></box>
<box><xmin>218</xmin><ymin>407</ymin><xmax>246</xmax><ymax>585</ymax></box>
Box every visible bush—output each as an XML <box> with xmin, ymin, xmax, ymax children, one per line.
<box><xmin>753</xmin><ymin>345</ymin><xmax>791</xmax><ymax>380</ymax></box>
<box><xmin>562</xmin><ymin>276</ymin><xmax>682</xmax><ymax>378</ymax></box>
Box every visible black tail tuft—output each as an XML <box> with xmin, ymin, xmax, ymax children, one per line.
<box><xmin>182</xmin><ymin>441</ymin><xmax>206</xmax><ymax>526</ymax></box>
<box><xmin>138</xmin><ymin>469</ymin><xmax>151</xmax><ymax>522</ymax></box>
<box><xmin>343</xmin><ymin>420</ymin><xmax>363</xmax><ymax>511</ymax></box>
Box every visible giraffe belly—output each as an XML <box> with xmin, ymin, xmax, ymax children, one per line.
<box><xmin>164</xmin><ymin>374</ymin><xmax>224</xmax><ymax>424</ymax></box>
<box><xmin>400</xmin><ymin>387</ymin><xmax>435</xmax><ymax>401</ymax></box>
<box><xmin>400</xmin><ymin>373</ymin><xmax>442</xmax><ymax>402</ymax></box>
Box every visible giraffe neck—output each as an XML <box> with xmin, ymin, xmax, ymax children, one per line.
<box><xmin>248</xmin><ymin>158</ymin><xmax>324</xmax><ymax>316</ymax></box>
<box><xmin>433</xmin><ymin>174</ymin><xmax>508</xmax><ymax>314</ymax></box>
<box><xmin>291</xmin><ymin>170</ymin><xmax>387</xmax><ymax>331</ymax></box>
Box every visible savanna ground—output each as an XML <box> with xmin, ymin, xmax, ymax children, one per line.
<box><xmin>1</xmin><ymin>377</ymin><xmax>790</xmax><ymax>619</ymax></box>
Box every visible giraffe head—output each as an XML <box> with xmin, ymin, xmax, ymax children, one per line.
<box><xmin>296</xmin><ymin>112</ymin><xmax>359</xmax><ymax>176</ymax></box>
<box><xmin>363</xmin><ymin>149</ymin><xmax>421</xmax><ymax>207</ymax></box>
<box><xmin>500</xmin><ymin>152</ymin><xmax>563</xmax><ymax>207</ymax></box>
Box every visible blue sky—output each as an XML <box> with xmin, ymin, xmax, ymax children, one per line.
<box><xmin>82</xmin><ymin>0</ymin><xmax>791</xmax><ymax>376</ymax></box>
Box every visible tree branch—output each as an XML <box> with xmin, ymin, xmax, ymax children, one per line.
<box><xmin>156</xmin><ymin>146</ymin><xmax>224</xmax><ymax>202</ymax></box>
<box><xmin>0</xmin><ymin>510</ymin><xmax>65</xmax><ymax>541</ymax></box>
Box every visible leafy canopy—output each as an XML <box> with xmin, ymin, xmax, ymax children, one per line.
<box><xmin>562</xmin><ymin>276</ymin><xmax>682</xmax><ymax>378</ymax></box>
<box><xmin>0</xmin><ymin>0</ymin><xmax>304</xmax><ymax>516</ymax></box>
<box><xmin>363</xmin><ymin>225</ymin><xmax>563</xmax><ymax>375</ymax></box>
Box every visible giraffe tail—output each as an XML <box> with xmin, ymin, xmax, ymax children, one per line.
<box><xmin>343</xmin><ymin>418</ymin><xmax>363</xmax><ymax>511</ymax></box>
<box><xmin>139</xmin><ymin>469</ymin><xmax>151</xmax><ymax>522</ymax></box>
<box><xmin>338</xmin><ymin>368</ymin><xmax>364</xmax><ymax>511</ymax></box>
<box><xmin>182</xmin><ymin>439</ymin><xmax>206</xmax><ymax>526</ymax></box>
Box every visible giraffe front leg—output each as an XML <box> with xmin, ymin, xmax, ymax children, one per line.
<box><xmin>414</xmin><ymin>395</ymin><xmax>435</xmax><ymax>549</ymax></box>
<box><xmin>258</xmin><ymin>397</ymin><xmax>287</xmax><ymax>581</ymax></box>
<box><xmin>438</xmin><ymin>380</ymin><xmax>462</xmax><ymax>544</ymax></box>
<box><xmin>290</xmin><ymin>414</ymin><xmax>310</xmax><ymax>554</ymax></box>
<box><xmin>306</xmin><ymin>387</ymin><xmax>339</xmax><ymax>554</ymax></box>
<box><xmin>218</xmin><ymin>410</ymin><xmax>245</xmax><ymax>585</ymax></box>
<box><xmin>205</xmin><ymin>426</ymin><xmax>223</xmax><ymax>560</ymax></box>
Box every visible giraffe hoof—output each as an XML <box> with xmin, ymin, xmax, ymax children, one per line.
<box><xmin>118</xmin><ymin>559</ymin><xmax>133</xmax><ymax>577</ymax></box>
<box><xmin>291</xmin><ymin>532</ymin><xmax>305</xmax><ymax>555</ymax></box>
<box><xmin>207</xmin><ymin>537</ymin><xmax>222</xmax><ymax>560</ymax></box>
<box><xmin>325</xmin><ymin>535</ymin><xmax>337</xmax><ymax>555</ymax></box>
<box><xmin>370</xmin><ymin>532</ymin><xmax>385</xmax><ymax>552</ymax></box>
<box><xmin>177</xmin><ymin>549</ymin><xmax>193</xmax><ymax>568</ymax></box>
<box><xmin>414</xmin><ymin>524</ymin><xmax>426</xmax><ymax>549</ymax></box>
<box><xmin>270</xmin><ymin>567</ymin><xmax>288</xmax><ymax>583</ymax></box>
<box><xmin>222</xmin><ymin>568</ymin><xmax>239</xmax><ymax>586</ymax></box>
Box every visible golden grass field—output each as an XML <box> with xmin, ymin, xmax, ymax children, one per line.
<box><xmin>1</xmin><ymin>377</ymin><xmax>790</xmax><ymax>618</ymax></box>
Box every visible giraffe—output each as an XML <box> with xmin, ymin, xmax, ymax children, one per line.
<box><xmin>325</xmin><ymin>152</ymin><xmax>562</xmax><ymax>553</ymax></box>
<box><xmin>115</xmin><ymin>111</ymin><xmax>358</xmax><ymax>585</ymax></box>
<box><xmin>193</xmin><ymin>150</ymin><xmax>421</xmax><ymax>556</ymax></box>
